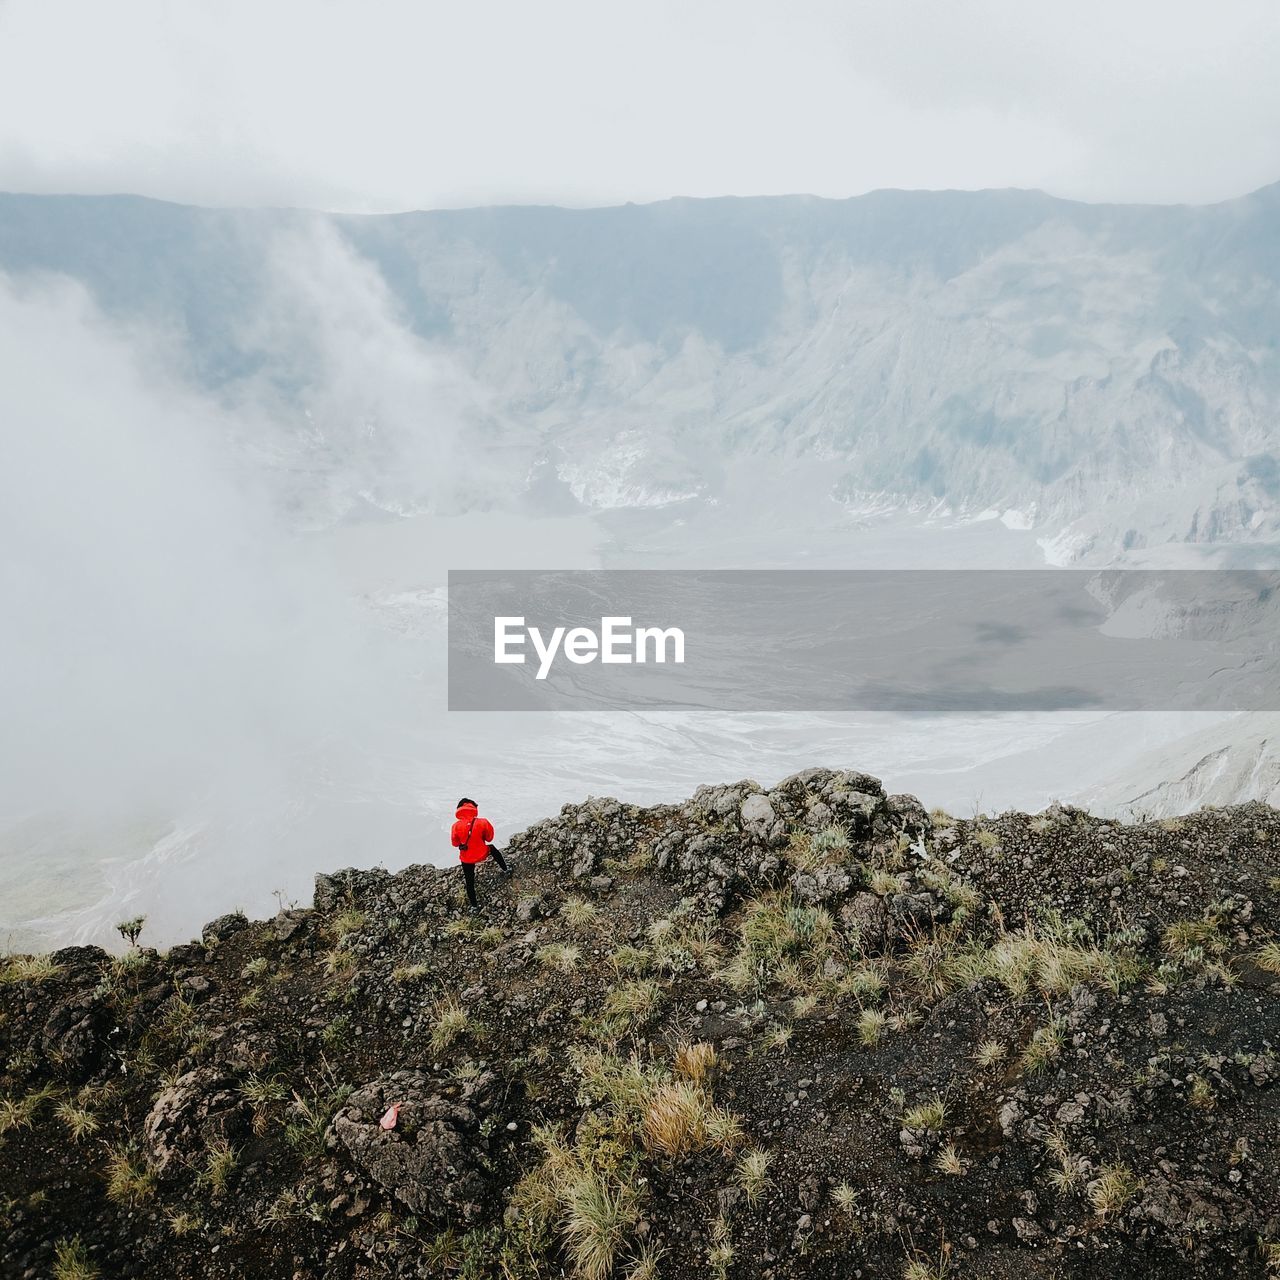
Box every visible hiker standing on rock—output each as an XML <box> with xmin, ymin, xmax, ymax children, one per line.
<box><xmin>451</xmin><ymin>797</ymin><xmax>510</xmax><ymax>911</ymax></box>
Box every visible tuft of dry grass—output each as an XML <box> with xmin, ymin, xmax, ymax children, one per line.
<box><xmin>762</xmin><ymin>1022</ymin><xmax>793</xmax><ymax>1053</ymax></box>
<box><xmin>562</xmin><ymin>1169</ymin><xmax>639</xmax><ymax>1280</ymax></box>
<box><xmin>1087</xmin><ymin>1163</ymin><xmax>1140</xmax><ymax>1218</ymax></box>
<box><xmin>788</xmin><ymin>825</ymin><xmax>851</xmax><ymax>872</ymax></box>
<box><xmin>430</xmin><ymin>1000</ymin><xmax>477</xmax><ymax>1054</ymax></box>
<box><xmin>623</xmin><ymin>1242</ymin><xmax>665</xmax><ymax>1280</ymax></box>
<box><xmin>972</xmin><ymin>1039</ymin><xmax>1007</xmax><ymax>1069</ymax></box>
<box><xmin>902</xmin><ymin>1094</ymin><xmax>948</xmax><ymax>1132</ymax></box>
<box><xmin>322</xmin><ymin>947</ymin><xmax>356</xmax><ymax>979</ymax></box>
<box><xmin>240</xmin><ymin>1074</ymin><xmax>289</xmax><ymax>1112</ymax></box>
<box><xmin>832</xmin><ymin>1181</ymin><xmax>859</xmax><ymax>1218</ymax></box>
<box><xmin>718</xmin><ymin>891</ymin><xmax>835</xmax><ymax>995</ymax></box>
<box><xmin>705</xmin><ymin>1108</ymin><xmax>745</xmax><ymax>1153</ymax></box>
<box><xmin>0</xmin><ymin>954</ymin><xmax>63</xmax><ymax>984</ymax></box>
<box><xmin>54</xmin><ymin>1101</ymin><xmax>100</xmax><ymax>1142</ymax></box>
<box><xmin>1189</xmin><ymin>1074</ymin><xmax>1216</xmax><ymax>1111</ymax></box>
<box><xmin>843</xmin><ymin>963</ymin><xmax>887</xmax><ymax>1001</ymax></box>
<box><xmin>332</xmin><ymin>908</ymin><xmax>368</xmax><ymax>940</ymax></box>
<box><xmin>537</xmin><ymin>942</ymin><xmax>582</xmax><ymax>973</ymax></box>
<box><xmin>573</xmin><ymin>1049</ymin><xmax>667</xmax><ymax>1113</ymax></box>
<box><xmin>603</xmin><ymin>980</ymin><xmax>661</xmax><ymax>1025</ymax></box>
<box><xmin>104</xmin><ymin>1146</ymin><xmax>155</xmax><ymax>1205</ymax></box>
<box><xmin>736</xmin><ymin>1147</ymin><xmax>772</xmax><ymax>1205</ymax></box>
<box><xmin>857</xmin><ymin>1008</ymin><xmax>887</xmax><ymax>1048</ymax></box>
<box><xmin>641</xmin><ymin>1082</ymin><xmax>716</xmax><ymax>1157</ymax></box>
<box><xmin>1020</xmin><ymin>1018</ymin><xmax>1065</xmax><ymax>1075</ymax></box>
<box><xmin>869</xmin><ymin>869</ymin><xmax>905</xmax><ymax>896</ymax></box>
<box><xmin>708</xmin><ymin>1214</ymin><xmax>735</xmax><ymax>1278</ymax></box>
<box><xmin>166</xmin><ymin>1210</ymin><xmax>201</xmax><ymax>1237</ymax></box>
<box><xmin>1162</xmin><ymin>918</ymin><xmax>1228</xmax><ymax>958</ymax></box>
<box><xmin>509</xmin><ymin>1046</ymin><xmax>747</xmax><ymax>1279</ymax></box>
<box><xmin>1044</xmin><ymin>1126</ymin><xmax>1086</xmax><ymax>1194</ymax></box>
<box><xmin>562</xmin><ymin>897</ymin><xmax>599</xmax><ymax>928</ymax></box>
<box><xmin>0</xmin><ymin>1082</ymin><xmax>60</xmax><ymax>1136</ymax></box>
<box><xmin>903</xmin><ymin>1252</ymin><xmax>951</xmax><ymax>1280</ymax></box>
<box><xmin>674</xmin><ymin>1041</ymin><xmax>717</xmax><ymax>1083</ymax></box>
<box><xmin>791</xmin><ymin>992</ymin><xmax>819</xmax><ymax>1018</ymax></box>
<box><xmin>52</xmin><ymin>1236</ymin><xmax>99</xmax><ymax>1280</ymax></box>
<box><xmin>284</xmin><ymin>1083</ymin><xmax>353</xmax><ymax>1160</ymax></box>
<box><xmin>610</xmin><ymin>944</ymin><xmax>651</xmax><ymax>976</ymax></box>
<box><xmin>201</xmin><ymin>1139</ymin><xmax>238</xmax><ymax>1196</ymax></box>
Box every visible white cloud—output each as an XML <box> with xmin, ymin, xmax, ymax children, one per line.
<box><xmin>0</xmin><ymin>217</ymin><xmax>480</xmax><ymax>830</ymax></box>
<box><xmin>0</xmin><ymin>242</ymin><xmax>479</xmax><ymax>942</ymax></box>
<box><xmin>0</xmin><ymin>0</ymin><xmax>1275</xmax><ymax>211</ymax></box>
<box><xmin>233</xmin><ymin>219</ymin><xmax>478</xmax><ymax>518</ymax></box>
<box><xmin>0</xmin><ymin>270</ymin><xmax>345</xmax><ymax>816</ymax></box>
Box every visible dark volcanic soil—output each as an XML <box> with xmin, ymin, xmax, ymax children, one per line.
<box><xmin>2</xmin><ymin>769</ymin><xmax>1279</xmax><ymax>1280</ymax></box>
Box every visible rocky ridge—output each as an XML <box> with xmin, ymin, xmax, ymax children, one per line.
<box><xmin>2</xmin><ymin>768</ymin><xmax>1279</xmax><ymax>1278</ymax></box>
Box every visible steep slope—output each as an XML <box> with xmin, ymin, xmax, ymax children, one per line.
<box><xmin>2</xmin><ymin>770</ymin><xmax>1278</xmax><ymax>1278</ymax></box>
<box><xmin>1083</xmin><ymin>713</ymin><xmax>1280</xmax><ymax>817</ymax></box>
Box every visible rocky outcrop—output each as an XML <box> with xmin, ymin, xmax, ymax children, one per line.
<box><xmin>40</xmin><ymin>948</ymin><xmax>113</xmax><ymax>1081</ymax></box>
<box><xmin>4</xmin><ymin>770</ymin><xmax>1278</xmax><ymax>1280</ymax></box>
<box><xmin>201</xmin><ymin>913</ymin><xmax>250</xmax><ymax>947</ymax></box>
<box><xmin>326</xmin><ymin>1070</ymin><xmax>498</xmax><ymax>1219</ymax></box>
<box><xmin>504</xmin><ymin>768</ymin><xmax>929</xmax><ymax>915</ymax></box>
<box><xmin>143</xmin><ymin>1067</ymin><xmax>250</xmax><ymax>1178</ymax></box>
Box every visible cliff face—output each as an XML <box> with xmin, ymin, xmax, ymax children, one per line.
<box><xmin>3</xmin><ymin>189</ymin><xmax>1280</xmax><ymax>552</ymax></box>
<box><xmin>2</xmin><ymin>769</ymin><xmax>1279</xmax><ymax>1279</ymax></box>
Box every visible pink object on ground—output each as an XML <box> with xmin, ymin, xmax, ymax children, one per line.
<box><xmin>379</xmin><ymin>1103</ymin><xmax>401</xmax><ymax>1130</ymax></box>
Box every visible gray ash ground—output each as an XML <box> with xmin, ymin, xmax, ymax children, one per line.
<box><xmin>3</xmin><ymin>769</ymin><xmax>1279</xmax><ymax>1279</ymax></box>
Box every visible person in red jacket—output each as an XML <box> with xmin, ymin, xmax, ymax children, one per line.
<box><xmin>451</xmin><ymin>797</ymin><xmax>510</xmax><ymax>910</ymax></box>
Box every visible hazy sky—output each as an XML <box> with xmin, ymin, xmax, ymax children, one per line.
<box><xmin>1</xmin><ymin>0</ymin><xmax>1277</xmax><ymax>211</ymax></box>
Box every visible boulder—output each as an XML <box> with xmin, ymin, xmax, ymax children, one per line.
<box><xmin>840</xmin><ymin>892</ymin><xmax>889</xmax><ymax>952</ymax></box>
<box><xmin>41</xmin><ymin>988</ymin><xmax>108</xmax><ymax>1081</ymax></box>
<box><xmin>201</xmin><ymin>913</ymin><xmax>249</xmax><ymax>946</ymax></box>
<box><xmin>273</xmin><ymin>909</ymin><xmax>308</xmax><ymax>941</ymax></box>
<box><xmin>739</xmin><ymin>792</ymin><xmax>779</xmax><ymax>841</ymax></box>
<box><xmin>313</xmin><ymin>867</ymin><xmax>391</xmax><ymax>913</ymax></box>
<box><xmin>327</xmin><ymin>1070</ymin><xmax>497</xmax><ymax>1218</ymax></box>
<box><xmin>515</xmin><ymin>895</ymin><xmax>543</xmax><ymax>923</ymax></box>
<box><xmin>144</xmin><ymin>1067</ymin><xmax>250</xmax><ymax>1177</ymax></box>
<box><xmin>50</xmin><ymin>945</ymin><xmax>110</xmax><ymax>974</ymax></box>
<box><xmin>791</xmin><ymin>864</ymin><xmax>855</xmax><ymax>906</ymax></box>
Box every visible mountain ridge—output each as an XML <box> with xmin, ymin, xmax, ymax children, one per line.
<box><xmin>2</xmin><ymin>768</ymin><xmax>1278</xmax><ymax>1277</ymax></box>
<box><xmin>6</xmin><ymin>174</ymin><xmax>1280</xmax><ymax>214</ymax></box>
<box><xmin>2</xmin><ymin>182</ymin><xmax>1278</xmax><ymax>555</ymax></box>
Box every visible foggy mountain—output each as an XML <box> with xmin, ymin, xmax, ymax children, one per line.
<box><xmin>2</xmin><ymin>183</ymin><xmax>1279</xmax><ymax>560</ymax></box>
<box><xmin>4</xmin><ymin>182</ymin><xmax>1280</xmax><ymax>948</ymax></box>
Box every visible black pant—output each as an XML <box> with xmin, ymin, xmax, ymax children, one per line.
<box><xmin>461</xmin><ymin>848</ymin><xmax>508</xmax><ymax>907</ymax></box>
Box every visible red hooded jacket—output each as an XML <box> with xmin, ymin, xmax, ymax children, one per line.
<box><xmin>451</xmin><ymin>802</ymin><xmax>494</xmax><ymax>864</ymax></box>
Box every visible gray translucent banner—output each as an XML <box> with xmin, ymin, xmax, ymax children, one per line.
<box><xmin>447</xmin><ymin>570</ymin><xmax>1280</xmax><ymax>713</ymax></box>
